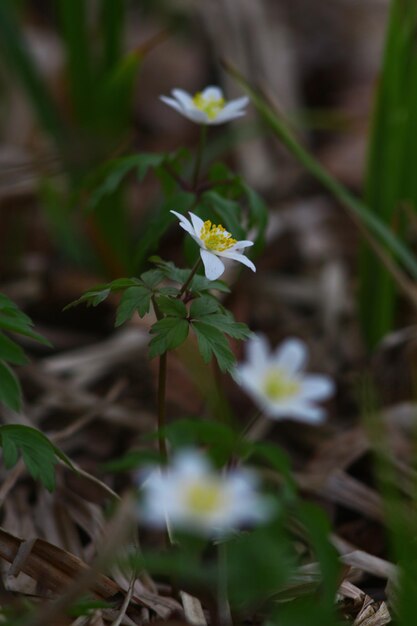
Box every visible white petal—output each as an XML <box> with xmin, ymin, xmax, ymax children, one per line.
<box><xmin>201</xmin><ymin>85</ymin><xmax>224</xmax><ymax>100</ymax></box>
<box><xmin>212</xmin><ymin>110</ymin><xmax>246</xmax><ymax>124</ymax></box>
<box><xmin>200</xmin><ymin>249</ymin><xmax>225</xmax><ymax>280</ymax></box>
<box><xmin>171</xmin><ymin>209</ymin><xmax>190</xmax><ymax>225</ymax></box>
<box><xmin>189</xmin><ymin>212</ymin><xmax>205</xmax><ymax>237</ymax></box>
<box><xmin>160</xmin><ymin>96</ymin><xmax>186</xmax><ymax>115</ymax></box>
<box><xmin>171</xmin><ymin>88</ymin><xmax>194</xmax><ymax>110</ymax></box>
<box><xmin>185</xmin><ymin>108</ymin><xmax>211</xmax><ymax>124</ymax></box>
<box><xmin>299</xmin><ymin>375</ymin><xmax>335</xmax><ymax>401</ymax></box>
<box><xmin>173</xmin><ymin>450</ymin><xmax>210</xmax><ymax>478</ymax></box>
<box><xmin>246</xmin><ymin>333</ymin><xmax>270</xmax><ymax>368</ymax></box>
<box><xmin>274</xmin><ymin>338</ymin><xmax>307</xmax><ymax>374</ymax></box>
<box><xmin>229</xmin><ymin>240</ymin><xmax>254</xmax><ymax>250</ymax></box>
<box><xmin>170</xmin><ymin>210</ymin><xmax>197</xmax><ymax>238</ymax></box>
<box><xmin>234</xmin><ymin>363</ymin><xmax>265</xmax><ymax>398</ymax></box>
<box><xmin>221</xmin><ymin>96</ymin><xmax>249</xmax><ymax>115</ymax></box>
<box><xmin>217</xmin><ymin>250</ymin><xmax>256</xmax><ymax>272</ymax></box>
<box><xmin>285</xmin><ymin>403</ymin><xmax>326</xmax><ymax>423</ymax></box>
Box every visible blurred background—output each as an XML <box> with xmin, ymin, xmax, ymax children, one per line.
<box><xmin>0</xmin><ymin>0</ymin><xmax>390</xmax><ymax>352</ymax></box>
<box><xmin>7</xmin><ymin>2</ymin><xmax>417</xmax><ymax>617</ymax></box>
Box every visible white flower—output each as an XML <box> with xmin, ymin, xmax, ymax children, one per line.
<box><xmin>234</xmin><ymin>334</ymin><xmax>335</xmax><ymax>423</ymax></box>
<box><xmin>160</xmin><ymin>86</ymin><xmax>249</xmax><ymax>125</ymax></box>
<box><xmin>171</xmin><ymin>210</ymin><xmax>256</xmax><ymax>280</ymax></box>
<box><xmin>138</xmin><ymin>450</ymin><xmax>271</xmax><ymax>535</ymax></box>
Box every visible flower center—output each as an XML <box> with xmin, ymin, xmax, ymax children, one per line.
<box><xmin>184</xmin><ymin>481</ymin><xmax>225</xmax><ymax>515</ymax></box>
<box><xmin>200</xmin><ymin>220</ymin><xmax>237</xmax><ymax>252</ymax></box>
<box><xmin>263</xmin><ymin>368</ymin><xmax>300</xmax><ymax>401</ymax></box>
<box><xmin>192</xmin><ymin>92</ymin><xmax>225</xmax><ymax>120</ymax></box>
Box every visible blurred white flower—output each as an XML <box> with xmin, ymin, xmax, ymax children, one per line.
<box><xmin>171</xmin><ymin>210</ymin><xmax>255</xmax><ymax>280</ymax></box>
<box><xmin>234</xmin><ymin>334</ymin><xmax>334</xmax><ymax>423</ymax></box>
<box><xmin>160</xmin><ymin>86</ymin><xmax>249</xmax><ymax>125</ymax></box>
<box><xmin>139</xmin><ymin>450</ymin><xmax>271</xmax><ymax>535</ymax></box>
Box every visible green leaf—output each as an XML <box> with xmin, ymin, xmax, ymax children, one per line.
<box><xmin>64</xmin><ymin>287</ymin><xmax>111</xmax><ymax>311</ymax></box>
<box><xmin>0</xmin><ymin>1</ymin><xmax>65</xmax><ymax>147</ymax></box>
<box><xmin>192</xmin><ymin>321</ymin><xmax>236</xmax><ymax>372</ymax></box>
<box><xmin>0</xmin><ymin>360</ymin><xmax>22</xmax><ymax>412</ymax></box>
<box><xmin>0</xmin><ymin>424</ymin><xmax>73</xmax><ymax>491</ymax></box>
<box><xmin>103</xmin><ymin>448</ymin><xmax>162</xmax><ymax>472</ymax></box>
<box><xmin>242</xmin><ymin>182</ymin><xmax>268</xmax><ymax>253</ymax></box>
<box><xmin>0</xmin><ymin>333</ymin><xmax>29</xmax><ymax>366</ymax></box>
<box><xmin>156</xmin><ymin>295</ymin><xmax>187</xmax><ymax>318</ymax></box>
<box><xmin>151</xmin><ymin>258</ymin><xmax>230</xmax><ymax>294</ymax></box>
<box><xmin>189</xmin><ymin>296</ymin><xmax>221</xmax><ymax>318</ymax></box>
<box><xmin>0</xmin><ymin>295</ymin><xmax>51</xmax><ymax>346</ymax></box>
<box><xmin>201</xmin><ymin>190</ymin><xmax>245</xmax><ymax>239</ymax></box>
<box><xmin>227</xmin><ymin>63</ymin><xmax>417</xmax><ymax>343</ymax></box>
<box><xmin>115</xmin><ymin>285</ymin><xmax>152</xmax><ymax>326</ymax></box>
<box><xmin>149</xmin><ymin>318</ymin><xmax>189</xmax><ymax>358</ymax></box>
<box><xmin>133</xmin><ymin>191</ymin><xmax>195</xmax><ymax>271</ymax></box>
<box><xmin>140</xmin><ymin>269</ymin><xmax>165</xmax><ymax>289</ymax></box>
<box><xmin>64</xmin><ymin>278</ymin><xmax>140</xmax><ymax>310</ymax></box>
<box><xmin>87</xmin><ymin>153</ymin><xmax>166</xmax><ymax>209</ymax></box>
<box><xmin>197</xmin><ymin>312</ymin><xmax>251</xmax><ymax>340</ymax></box>
<box><xmin>296</xmin><ymin>502</ymin><xmax>341</xmax><ymax>608</ymax></box>
<box><xmin>162</xmin><ymin>418</ymin><xmax>238</xmax><ymax>465</ymax></box>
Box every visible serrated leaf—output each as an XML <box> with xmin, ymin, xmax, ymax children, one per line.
<box><xmin>0</xmin><ymin>333</ymin><xmax>29</xmax><ymax>365</ymax></box>
<box><xmin>0</xmin><ymin>296</ymin><xmax>49</xmax><ymax>345</ymax></box>
<box><xmin>140</xmin><ymin>269</ymin><xmax>165</xmax><ymax>289</ymax></box>
<box><xmin>198</xmin><ymin>313</ymin><xmax>251</xmax><ymax>340</ymax></box>
<box><xmin>64</xmin><ymin>278</ymin><xmax>140</xmax><ymax>311</ymax></box>
<box><xmin>0</xmin><ymin>360</ymin><xmax>22</xmax><ymax>412</ymax></box>
<box><xmin>156</xmin><ymin>295</ymin><xmax>187</xmax><ymax>318</ymax></box>
<box><xmin>0</xmin><ymin>425</ymin><xmax>73</xmax><ymax>491</ymax></box>
<box><xmin>64</xmin><ymin>288</ymin><xmax>111</xmax><ymax>311</ymax></box>
<box><xmin>191</xmin><ymin>274</ymin><xmax>230</xmax><ymax>294</ymax></box>
<box><xmin>189</xmin><ymin>296</ymin><xmax>221</xmax><ymax>319</ymax></box>
<box><xmin>108</xmin><ymin>277</ymin><xmax>141</xmax><ymax>289</ymax></box>
<box><xmin>192</xmin><ymin>321</ymin><xmax>236</xmax><ymax>372</ymax></box>
<box><xmin>87</xmin><ymin>153</ymin><xmax>167</xmax><ymax>209</ymax></box>
<box><xmin>153</xmin><ymin>259</ymin><xmax>230</xmax><ymax>294</ymax></box>
<box><xmin>115</xmin><ymin>285</ymin><xmax>151</xmax><ymax>326</ymax></box>
<box><xmin>148</xmin><ymin>318</ymin><xmax>189</xmax><ymax>358</ymax></box>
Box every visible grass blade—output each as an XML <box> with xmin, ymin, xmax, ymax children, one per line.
<box><xmin>0</xmin><ymin>0</ymin><xmax>65</xmax><ymax>146</ymax></box>
<box><xmin>362</xmin><ymin>0</ymin><xmax>417</xmax><ymax>346</ymax></box>
<box><xmin>224</xmin><ymin>61</ymin><xmax>417</xmax><ymax>317</ymax></box>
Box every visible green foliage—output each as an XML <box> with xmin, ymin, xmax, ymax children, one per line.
<box><xmin>68</xmin><ymin>260</ymin><xmax>248</xmax><ymax>371</ymax></box>
<box><xmin>0</xmin><ymin>424</ymin><xmax>74</xmax><ymax>491</ymax></box>
<box><xmin>361</xmin><ymin>0</ymin><xmax>417</xmax><ymax>347</ymax></box>
<box><xmin>162</xmin><ymin>418</ymin><xmax>240</xmax><ymax>466</ymax></box>
<box><xmin>149</xmin><ymin>318</ymin><xmax>190</xmax><ymax>358</ymax></box>
<box><xmin>0</xmin><ymin>0</ymin><xmax>146</xmax><ymax>273</ymax></box>
<box><xmin>0</xmin><ymin>293</ymin><xmax>51</xmax><ymax>412</ymax></box>
<box><xmin>189</xmin><ymin>296</ymin><xmax>250</xmax><ymax>372</ymax></box>
<box><xmin>205</xmin><ymin>162</ymin><xmax>268</xmax><ymax>252</ymax></box>
<box><xmin>151</xmin><ymin>258</ymin><xmax>230</xmax><ymax>294</ymax></box>
<box><xmin>227</xmin><ymin>62</ymin><xmax>417</xmax><ymax>350</ymax></box>
<box><xmin>226</xmin><ymin>522</ymin><xmax>295</xmax><ymax>609</ymax></box>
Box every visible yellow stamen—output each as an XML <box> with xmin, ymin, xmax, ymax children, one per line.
<box><xmin>200</xmin><ymin>220</ymin><xmax>237</xmax><ymax>252</ymax></box>
<box><xmin>184</xmin><ymin>481</ymin><xmax>225</xmax><ymax>515</ymax></box>
<box><xmin>263</xmin><ymin>369</ymin><xmax>300</xmax><ymax>401</ymax></box>
<box><xmin>192</xmin><ymin>92</ymin><xmax>225</xmax><ymax>120</ymax></box>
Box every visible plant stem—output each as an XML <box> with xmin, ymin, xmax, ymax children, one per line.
<box><xmin>178</xmin><ymin>258</ymin><xmax>202</xmax><ymax>298</ymax></box>
<box><xmin>157</xmin><ymin>352</ymin><xmax>168</xmax><ymax>463</ymax></box>
<box><xmin>192</xmin><ymin>125</ymin><xmax>207</xmax><ymax>191</ymax></box>
<box><xmin>152</xmin><ymin>295</ymin><xmax>168</xmax><ymax>463</ymax></box>
<box><xmin>217</xmin><ymin>542</ymin><xmax>233</xmax><ymax>626</ymax></box>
